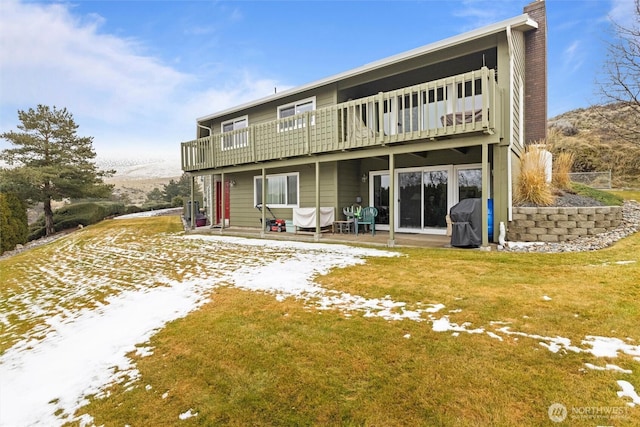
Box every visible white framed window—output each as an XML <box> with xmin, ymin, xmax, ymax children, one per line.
<box><xmin>254</xmin><ymin>172</ymin><xmax>299</xmax><ymax>208</ymax></box>
<box><xmin>277</xmin><ymin>97</ymin><xmax>316</xmax><ymax>131</ymax></box>
<box><xmin>454</xmin><ymin>164</ymin><xmax>483</xmax><ymax>202</ymax></box>
<box><xmin>221</xmin><ymin>116</ymin><xmax>248</xmax><ymax>150</ymax></box>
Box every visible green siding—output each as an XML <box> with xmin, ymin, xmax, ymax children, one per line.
<box><xmin>224</xmin><ymin>164</ymin><xmax>338</xmax><ymax>228</ymax></box>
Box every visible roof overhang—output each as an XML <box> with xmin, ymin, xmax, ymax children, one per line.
<box><xmin>197</xmin><ymin>13</ymin><xmax>537</xmax><ymax>123</ymax></box>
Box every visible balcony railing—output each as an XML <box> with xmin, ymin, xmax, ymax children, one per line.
<box><xmin>182</xmin><ymin>67</ymin><xmax>499</xmax><ymax>172</ymax></box>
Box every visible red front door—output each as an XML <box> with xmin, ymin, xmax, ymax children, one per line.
<box><xmin>215</xmin><ymin>180</ymin><xmax>231</xmax><ymax>225</ymax></box>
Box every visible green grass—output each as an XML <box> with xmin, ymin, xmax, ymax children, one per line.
<box><xmin>609</xmin><ymin>189</ymin><xmax>640</xmax><ymax>202</ymax></box>
<box><xmin>2</xmin><ymin>215</ymin><xmax>639</xmax><ymax>426</ymax></box>
<box><xmin>571</xmin><ymin>182</ymin><xmax>624</xmax><ymax>206</ymax></box>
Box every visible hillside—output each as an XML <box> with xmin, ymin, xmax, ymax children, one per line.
<box><xmin>547</xmin><ymin>102</ymin><xmax>640</xmax><ymax>188</ymax></box>
<box><xmin>98</xmin><ymin>155</ymin><xmax>183</xmax><ymax>205</ymax></box>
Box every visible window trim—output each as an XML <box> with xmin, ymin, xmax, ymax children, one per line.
<box><xmin>254</xmin><ymin>172</ymin><xmax>300</xmax><ymax>208</ymax></box>
<box><xmin>277</xmin><ymin>97</ymin><xmax>316</xmax><ymax>131</ymax></box>
<box><xmin>220</xmin><ymin>115</ymin><xmax>249</xmax><ymax>150</ymax></box>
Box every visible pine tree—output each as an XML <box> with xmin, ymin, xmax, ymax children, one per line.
<box><xmin>0</xmin><ymin>105</ymin><xmax>113</xmax><ymax>236</ymax></box>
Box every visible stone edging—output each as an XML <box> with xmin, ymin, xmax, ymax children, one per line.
<box><xmin>507</xmin><ymin>206</ymin><xmax>623</xmax><ymax>243</ymax></box>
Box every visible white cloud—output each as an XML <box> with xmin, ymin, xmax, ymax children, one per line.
<box><xmin>453</xmin><ymin>0</ymin><xmax>517</xmax><ymax>30</ymax></box>
<box><xmin>0</xmin><ymin>0</ymin><xmax>281</xmax><ymax>158</ymax></box>
<box><xmin>560</xmin><ymin>40</ymin><xmax>586</xmax><ymax>75</ymax></box>
<box><xmin>0</xmin><ymin>1</ymin><xmax>188</xmax><ymax>122</ymax></box>
<box><xmin>608</xmin><ymin>0</ymin><xmax>637</xmax><ymax>28</ymax></box>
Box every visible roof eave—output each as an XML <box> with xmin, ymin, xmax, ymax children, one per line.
<box><xmin>197</xmin><ymin>13</ymin><xmax>538</xmax><ymax>123</ymax></box>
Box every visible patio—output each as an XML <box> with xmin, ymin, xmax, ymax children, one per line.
<box><xmin>185</xmin><ymin>224</ymin><xmax>453</xmax><ymax>249</ymax></box>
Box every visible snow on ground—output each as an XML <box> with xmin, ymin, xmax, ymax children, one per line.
<box><xmin>1</xmin><ymin>220</ymin><xmax>639</xmax><ymax>425</ymax></box>
<box><xmin>114</xmin><ymin>207</ymin><xmax>182</xmax><ymax>219</ymax></box>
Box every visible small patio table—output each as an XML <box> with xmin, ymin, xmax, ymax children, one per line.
<box><xmin>332</xmin><ymin>220</ymin><xmax>354</xmax><ymax>234</ymax></box>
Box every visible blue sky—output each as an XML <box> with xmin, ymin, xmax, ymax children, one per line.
<box><xmin>0</xmin><ymin>0</ymin><xmax>635</xmax><ymax>159</ymax></box>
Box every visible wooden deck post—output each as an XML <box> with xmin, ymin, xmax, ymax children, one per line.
<box><xmin>482</xmin><ymin>143</ymin><xmax>489</xmax><ymax>246</ymax></box>
<box><xmin>388</xmin><ymin>153</ymin><xmax>396</xmax><ymax>247</ymax></box>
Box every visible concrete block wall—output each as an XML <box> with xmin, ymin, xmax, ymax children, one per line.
<box><xmin>507</xmin><ymin>206</ymin><xmax>623</xmax><ymax>242</ymax></box>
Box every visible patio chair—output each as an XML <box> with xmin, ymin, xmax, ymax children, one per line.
<box><xmin>355</xmin><ymin>206</ymin><xmax>378</xmax><ymax>236</ymax></box>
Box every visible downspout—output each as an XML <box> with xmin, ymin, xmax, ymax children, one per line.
<box><xmin>220</xmin><ymin>171</ymin><xmax>226</xmax><ymax>231</ymax></box>
<box><xmin>190</xmin><ymin>173</ymin><xmax>195</xmax><ymax>229</ymax></box>
<box><xmin>388</xmin><ymin>153</ymin><xmax>395</xmax><ymax>247</ymax></box>
<box><xmin>261</xmin><ymin>168</ymin><xmax>266</xmax><ymax>238</ymax></box>
<box><xmin>505</xmin><ymin>24</ymin><xmax>514</xmax><ymax>222</ymax></box>
<box><xmin>197</xmin><ymin>123</ymin><xmax>216</xmax><ymax>226</ymax></box>
<box><xmin>315</xmin><ymin>161</ymin><xmax>321</xmax><ymax>242</ymax></box>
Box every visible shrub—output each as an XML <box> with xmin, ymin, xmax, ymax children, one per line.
<box><xmin>552</xmin><ymin>151</ymin><xmax>574</xmax><ymax>191</ymax></box>
<box><xmin>171</xmin><ymin>196</ymin><xmax>184</xmax><ymax>208</ymax></box>
<box><xmin>0</xmin><ymin>193</ymin><xmax>28</xmax><ymax>254</ymax></box>
<box><xmin>28</xmin><ymin>201</ymin><xmax>127</xmax><ymax>241</ymax></box>
<box><xmin>141</xmin><ymin>201</ymin><xmax>172</xmax><ymax>211</ymax></box>
<box><xmin>548</xmin><ymin>119</ymin><xmax>578</xmax><ymax>136</ymax></box>
<box><xmin>514</xmin><ymin>145</ymin><xmax>555</xmax><ymax>206</ymax></box>
<box><xmin>125</xmin><ymin>205</ymin><xmax>143</xmax><ymax>215</ymax></box>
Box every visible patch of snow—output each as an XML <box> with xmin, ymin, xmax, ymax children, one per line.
<box><xmin>114</xmin><ymin>208</ymin><xmax>181</xmax><ymax>220</ymax></box>
<box><xmin>487</xmin><ymin>332</ymin><xmax>503</xmax><ymax>341</ymax></box>
<box><xmin>431</xmin><ymin>316</ymin><xmax>484</xmax><ymax>334</ymax></box>
<box><xmin>582</xmin><ymin>336</ymin><xmax>640</xmax><ymax>358</ymax></box>
<box><xmin>497</xmin><ymin>327</ymin><xmax>582</xmax><ymax>354</ymax></box>
<box><xmin>584</xmin><ymin>363</ymin><xmax>632</xmax><ymax>374</ymax></box>
<box><xmin>505</xmin><ymin>241</ymin><xmax>545</xmax><ymax>249</ymax></box>
<box><xmin>617</xmin><ymin>381</ymin><xmax>640</xmax><ymax>407</ymax></box>
<box><xmin>135</xmin><ymin>346</ymin><xmax>154</xmax><ymax>357</ymax></box>
<box><xmin>179</xmin><ymin>409</ymin><xmax>198</xmax><ymax>420</ymax></box>
<box><xmin>0</xmin><ymin>282</ymin><xmax>212</xmax><ymax>426</ymax></box>
<box><xmin>425</xmin><ymin>303</ymin><xmax>446</xmax><ymax>313</ymax></box>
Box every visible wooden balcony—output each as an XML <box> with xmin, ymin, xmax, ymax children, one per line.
<box><xmin>181</xmin><ymin>67</ymin><xmax>499</xmax><ymax>172</ymax></box>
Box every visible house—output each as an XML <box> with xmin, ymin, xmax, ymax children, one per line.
<box><xmin>180</xmin><ymin>1</ymin><xmax>547</xmax><ymax>247</ymax></box>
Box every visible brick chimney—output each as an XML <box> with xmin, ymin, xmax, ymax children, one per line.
<box><xmin>523</xmin><ymin>0</ymin><xmax>547</xmax><ymax>144</ymax></box>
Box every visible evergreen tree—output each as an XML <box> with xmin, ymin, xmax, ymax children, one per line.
<box><xmin>0</xmin><ymin>193</ymin><xmax>28</xmax><ymax>254</ymax></box>
<box><xmin>0</xmin><ymin>105</ymin><xmax>113</xmax><ymax>236</ymax></box>
<box><xmin>163</xmin><ymin>174</ymin><xmax>192</xmax><ymax>201</ymax></box>
<box><xmin>146</xmin><ymin>187</ymin><xmax>165</xmax><ymax>203</ymax></box>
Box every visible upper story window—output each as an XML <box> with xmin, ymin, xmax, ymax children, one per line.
<box><xmin>221</xmin><ymin>116</ymin><xmax>248</xmax><ymax>150</ymax></box>
<box><xmin>277</xmin><ymin>97</ymin><xmax>316</xmax><ymax>131</ymax></box>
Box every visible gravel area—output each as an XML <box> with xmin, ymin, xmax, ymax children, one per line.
<box><xmin>516</xmin><ymin>191</ymin><xmax>606</xmax><ymax>208</ymax></box>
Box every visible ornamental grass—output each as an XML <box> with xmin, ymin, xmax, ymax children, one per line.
<box><xmin>514</xmin><ymin>144</ymin><xmax>555</xmax><ymax>206</ymax></box>
<box><xmin>552</xmin><ymin>151</ymin><xmax>575</xmax><ymax>191</ymax></box>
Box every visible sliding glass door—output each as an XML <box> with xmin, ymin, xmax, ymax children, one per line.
<box><xmin>372</xmin><ymin>173</ymin><xmax>390</xmax><ymax>228</ymax></box>
<box><xmin>398</xmin><ymin>171</ymin><xmax>422</xmax><ymax>229</ymax></box>
<box><xmin>369</xmin><ymin>164</ymin><xmax>482</xmax><ymax>234</ymax></box>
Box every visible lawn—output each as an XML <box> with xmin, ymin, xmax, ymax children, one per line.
<box><xmin>1</xmin><ymin>197</ymin><xmax>639</xmax><ymax>426</ymax></box>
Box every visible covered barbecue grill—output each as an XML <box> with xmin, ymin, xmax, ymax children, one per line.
<box><xmin>449</xmin><ymin>198</ymin><xmax>482</xmax><ymax>248</ymax></box>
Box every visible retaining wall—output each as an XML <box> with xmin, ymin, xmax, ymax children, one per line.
<box><xmin>507</xmin><ymin>206</ymin><xmax>623</xmax><ymax>242</ymax></box>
